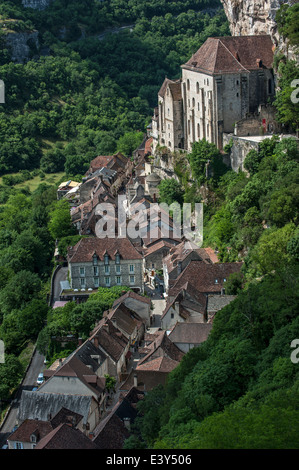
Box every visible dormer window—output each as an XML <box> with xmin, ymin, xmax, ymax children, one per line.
<box><xmin>115</xmin><ymin>253</ymin><xmax>120</xmax><ymax>265</ymax></box>
<box><xmin>30</xmin><ymin>434</ymin><xmax>36</xmax><ymax>443</ymax></box>
<box><xmin>93</xmin><ymin>254</ymin><xmax>98</xmax><ymax>266</ymax></box>
<box><xmin>215</xmin><ymin>279</ymin><xmax>219</xmax><ymax>284</ymax></box>
<box><xmin>104</xmin><ymin>253</ymin><xmax>109</xmax><ymax>265</ymax></box>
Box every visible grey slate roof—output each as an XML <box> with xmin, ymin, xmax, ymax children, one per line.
<box><xmin>69</xmin><ymin>339</ymin><xmax>107</xmax><ymax>373</ymax></box>
<box><xmin>17</xmin><ymin>391</ymin><xmax>93</xmax><ymax>425</ymax></box>
<box><xmin>207</xmin><ymin>294</ymin><xmax>237</xmax><ymax>313</ymax></box>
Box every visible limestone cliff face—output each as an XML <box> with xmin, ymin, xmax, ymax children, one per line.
<box><xmin>220</xmin><ymin>0</ymin><xmax>294</xmax><ymax>46</ymax></box>
<box><xmin>22</xmin><ymin>0</ymin><xmax>53</xmax><ymax>10</ymax></box>
<box><xmin>5</xmin><ymin>31</ymin><xmax>39</xmax><ymax>63</ymax></box>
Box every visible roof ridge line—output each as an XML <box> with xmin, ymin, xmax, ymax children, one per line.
<box><xmin>218</xmin><ymin>39</ymin><xmax>250</xmax><ymax>73</ymax></box>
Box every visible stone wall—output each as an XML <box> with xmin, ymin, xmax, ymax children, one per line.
<box><xmin>69</xmin><ymin>259</ymin><xmax>144</xmax><ymax>293</ymax></box>
<box><xmin>234</xmin><ymin>104</ymin><xmax>282</xmax><ymax>136</ymax></box>
<box><xmin>223</xmin><ymin>133</ymin><xmax>259</xmax><ymax>172</ymax></box>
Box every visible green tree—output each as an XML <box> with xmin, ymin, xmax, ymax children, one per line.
<box><xmin>116</xmin><ymin>131</ymin><xmax>144</xmax><ymax>157</ymax></box>
<box><xmin>48</xmin><ymin>199</ymin><xmax>77</xmax><ymax>240</ymax></box>
<box><xmin>158</xmin><ymin>179</ymin><xmax>184</xmax><ymax>206</ymax></box>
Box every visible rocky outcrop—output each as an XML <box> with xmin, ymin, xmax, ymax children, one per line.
<box><xmin>220</xmin><ymin>1</ymin><xmax>292</xmax><ymax>42</ymax></box>
<box><xmin>5</xmin><ymin>30</ymin><xmax>39</xmax><ymax>63</ymax></box>
<box><xmin>220</xmin><ymin>0</ymin><xmax>297</xmax><ymax>59</ymax></box>
<box><xmin>22</xmin><ymin>0</ymin><xmax>53</xmax><ymax>10</ymax></box>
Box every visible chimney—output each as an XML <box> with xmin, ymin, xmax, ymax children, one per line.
<box><xmin>103</xmin><ymin>323</ymin><xmax>110</xmax><ymax>334</ymax></box>
<box><xmin>133</xmin><ymin>374</ymin><xmax>138</xmax><ymax>387</ymax></box>
<box><xmin>88</xmin><ymin>432</ymin><xmax>94</xmax><ymax>440</ymax></box>
<box><xmin>94</xmin><ymin>336</ymin><xmax>99</xmax><ymax>348</ymax></box>
<box><xmin>123</xmin><ymin>418</ymin><xmax>131</xmax><ymax>431</ymax></box>
<box><xmin>91</xmin><ymin>354</ymin><xmax>101</xmax><ymax>364</ymax></box>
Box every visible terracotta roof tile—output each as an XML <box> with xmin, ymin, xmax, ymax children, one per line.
<box><xmin>35</xmin><ymin>423</ymin><xmax>99</xmax><ymax>449</ymax></box>
<box><xmin>183</xmin><ymin>36</ymin><xmax>274</xmax><ymax>74</ymax></box>
<box><xmin>68</xmin><ymin>236</ymin><xmax>143</xmax><ymax>263</ymax></box>
<box><xmin>168</xmin><ymin>322</ymin><xmax>212</xmax><ymax>345</ymax></box>
<box><xmin>8</xmin><ymin>419</ymin><xmax>53</xmax><ymax>443</ymax></box>
<box><xmin>169</xmin><ymin>260</ymin><xmax>243</xmax><ymax>296</ymax></box>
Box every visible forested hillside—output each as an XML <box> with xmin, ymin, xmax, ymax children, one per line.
<box><xmin>0</xmin><ymin>0</ymin><xmax>298</xmax><ymax>449</ymax></box>
<box><xmin>125</xmin><ymin>136</ymin><xmax>299</xmax><ymax>449</ymax></box>
<box><xmin>0</xmin><ymin>0</ymin><xmax>228</xmax><ymax>415</ymax></box>
<box><xmin>0</xmin><ymin>0</ymin><xmax>227</xmax><ymax>178</ymax></box>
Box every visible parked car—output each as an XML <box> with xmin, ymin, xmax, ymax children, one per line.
<box><xmin>36</xmin><ymin>373</ymin><xmax>44</xmax><ymax>385</ymax></box>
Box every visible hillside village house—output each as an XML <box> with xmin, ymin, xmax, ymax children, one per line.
<box><xmin>152</xmin><ymin>35</ymin><xmax>275</xmax><ymax>151</ymax></box>
<box><xmin>89</xmin><ymin>318</ymin><xmax>131</xmax><ymax>381</ymax></box>
<box><xmin>67</xmin><ymin>237</ymin><xmax>144</xmax><ymax>293</ymax></box>
<box><xmin>17</xmin><ymin>390</ymin><xmax>99</xmax><ymax>436</ymax></box>
<box><xmin>36</xmin><ymin>355</ymin><xmax>106</xmax><ymax>425</ymax></box>
<box><xmin>112</xmin><ymin>290</ymin><xmax>151</xmax><ymax>326</ymax></box>
<box><xmin>163</xmin><ymin>240</ymin><xmax>216</xmax><ymax>293</ymax></box>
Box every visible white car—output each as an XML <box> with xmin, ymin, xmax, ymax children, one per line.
<box><xmin>37</xmin><ymin>373</ymin><xmax>44</xmax><ymax>385</ymax></box>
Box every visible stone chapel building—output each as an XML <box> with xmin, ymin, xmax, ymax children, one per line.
<box><xmin>152</xmin><ymin>35</ymin><xmax>275</xmax><ymax>152</ymax></box>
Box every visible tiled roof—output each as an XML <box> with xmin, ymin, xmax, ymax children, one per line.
<box><xmin>92</xmin><ymin>413</ymin><xmax>130</xmax><ymax>449</ymax></box>
<box><xmin>144</xmin><ymin>240</ymin><xmax>174</xmax><ymax>257</ymax></box>
<box><xmin>90</xmin><ymin>319</ymin><xmax>128</xmax><ymax>362</ymax></box>
<box><xmin>136</xmin><ymin>356</ymin><xmax>179</xmax><ymax>373</ymax></box>
<box><xmin>120</xmin><ymin>369</ymin><xmax>169</xmax><ymax>392</ymax></box>
<box><xmin>137</xmin><ymin>330</ymin><xmax>184</xmax><ymax>367</ymax></box>
<box><xmin>112</xmin><ymin>290</ymin><xmax>151</xmax><ymax>308</ymax></box>
<box><xmin>183</xmin><ymin>36</ymin><xmax>274</xmax><ymax>74</ymax></box>
<box><xmin>203</xmin><ymin>247</ymin><xmax>219</xmax><ymax>264</ymax></box>
<box><xmin>169</xmin><ymin>260</ymin><xmax>243</xmax><ymax>296</ymax></box>
<box><xmin>163</xmin><ymin>240</ymin><xmax>211</xmax><ymax>274</ymax></box>
<box><xmin>18</xmin><ymin>391</ymin><xmax>93</xmax><ymax>425</ymax></box>
<box><xmin>158</xmin><ymin>78</ymin><xmax>182</xmax><ymax>101</ymax></box>
<box><xmin>168</xmin><ymin>322</ymin><xmax>212</xmax><ymax>345</ymax></box>
<box><xmin>68</xmin><ymin>236</ymin><xmax>143</xmax><ymax>263</ymax></box>
<box><xmin>40</xmin><ymin>355</ymin><xmax>106</xmax><ymax>397</ymax></box>
<box><xmin>35</xmin><ymin>423</ymin><xmax>99</xmax><ymax>449</ymax></box>
<box><xmin>161</xmin><ymin>281</ymin><xmax>207</xmax><ymax>321</ymax></box>
<box><xmin>49</xmin><ymin>407</ymin><xmax>83</xmax><ymax>430</ymax></box>
<box><xmin>8</xmin><ymin>419</ymin><xmax>53</xmax><ymax>443</ymax></box>
<box><xmin>70</xmin><ymin>339</ymin><xmax>107</xmax><ymax>373</ymax></box>
<box><xmin>207</xmin><ymin>294</ymin><xmax>237</xmax><ymax>313</ymax></box>
<box><xmin>144</xmin><ymin>137</ymin><xmax>153</xmax><ymax>155</ymax></box>
<box><xmin>105</xmin><ymin>303</ymin><xmax>143</xmax><ymax>336</ymax></box>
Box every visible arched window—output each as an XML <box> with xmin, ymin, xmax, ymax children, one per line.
<box><xmin>196</xmin><ymin>82</ymin><xmax>199</xmax><ymax>93</ymax></box>
<box><xmin>197</xmin><ymin>123</ymin><xmax>200</xmax><ymax>139</ymax></box>
<box><xmin>187</xmin><ymin>79</ymin><xmax>190</xmax><ymax>91</ymax></box>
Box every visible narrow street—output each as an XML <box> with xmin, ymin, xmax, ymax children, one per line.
<box><xmin>0</xmin><ymin>349</ymin><xmax>45</xmax><ymax>448</ymax></box>
<box><xmin>103</xmin><ymin>282</ymin><xmax>166</xmax><ymax>413</ymax></box>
